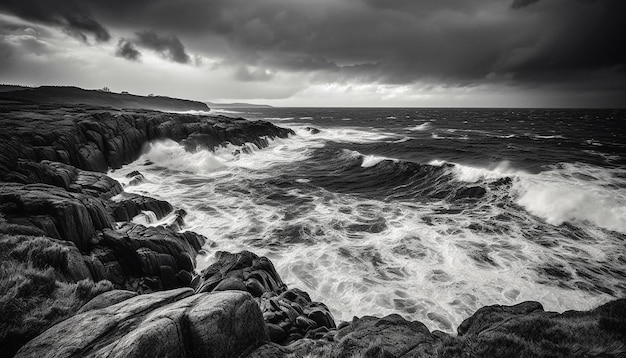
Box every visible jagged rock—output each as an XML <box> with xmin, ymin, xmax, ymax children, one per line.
<box><xmin>197</xmin><ymin>250</ymin><xmax>287</xmax><ymax>294</ymax></box>
<box><xmin>0</xmin><ymin>103</ymin><xmax>294</xmax><ymax>179</ymax></box>
<box><xmin>196</xmin><ymin>251</ymin><xmax>336</xmax><ymax>345</ymax></box>
<box><xmin>165</xmin><ymin>208</ymin><xmax>187</xmax><ymax>231</ymax></box>
<box><xmin>110</xmin><ymin>192</ymin><xmax>173</xmax><ymax>222</ymax></box>
<box><xmin>443</xmin><ymin>299</ymin><xmax>626</xmax><ymax>358</ymax></box>
<box><xmin>457</xmin><ymin>300</ymin><xmax>544</xmax><ymax>336</ymax></box>
<box><xmin>333</xmin><ymin>314</ymin><xmax>437</xmax><ymax>358</ymax></box>
<box><xmin>125</xmin><ymin>170</ymin><xmax>145</xmax><ymax>186</ymax></box>
<box><xmin>0</xmin><ymin>182</ymin><xmax>113</xmax><ymax>250</ymax></box>
<box><xmin>15</xmin><ymin>288</ymin><xmax>268</xmax><ymax>358</ymax></box>
<box><xmin>10</xmin><ymin>160</ymin><xmax>124</xmax><ymax>199</ymax></box>
<box><xmin>87</xmin><ymin>223</ymin><xmax>205</xmax><ymax>290</ymax></box>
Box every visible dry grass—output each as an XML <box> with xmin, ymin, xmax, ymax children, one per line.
<box><xmin>0</xmin><ymin>214</ymin><xmax>113</xmax><ymax>357</ymax></box>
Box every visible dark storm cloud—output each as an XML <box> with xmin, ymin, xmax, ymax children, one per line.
<box><xmin>115</xmin><ymin>39</ymin><xmax>141</xmax><ymax>61</ymax></box>
<box><xmin>75</xmin><ymin>0</ymin><xmax>624</xmax><ymax>88</ymax></box>
<box><xmin>134</xmin><ymin>31</ymin><xmax>191</xmax><ymax>64</ymax></box>
<box><xmin>0</xmin><ymin>0</ymin><xmax>110</xmax><ymax>42</ymax></box>
<box><xmin>1</xmin><ymin>0</ymin><xmax>624</xmax><ymax>105</ymax></box>
<box><xmin>510</xmin><ymin>0</ymin><xmax>541</xmax><ymax>9</ymax></box>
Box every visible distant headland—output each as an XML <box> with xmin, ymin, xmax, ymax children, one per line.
<box><xmin>0</xmin><ymin>85</ymin><xmax>209</xmax><ymax>112</ymax></box>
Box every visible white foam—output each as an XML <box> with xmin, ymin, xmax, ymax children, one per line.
<box><xmin>451</xmin><ymin>160</ymin><xmax>523</xmax><ymax>182</ymax></box>
<box><xmin>144</xmin><ymin>140</ymin><xmax>228</xmax><ymax>174</ymax></box>
<box><xmin>137</xmin><ymin>136</ymin><xmax>315</xmax><ymax>176</ymax></box>
<box><xmin>446</xmin><ymin>160</ymin><xmax>626</xmax><ymax>234</ymax></box>
<box><xmin>290</xmin><ymin>124</ymin><xmax>400</xmax><ymax>144</ymax></box>
<box><xmin>406</xmin><ymin>123</ymin><xmax>431</xmax><ymax>131</ymax></box>
<box><xmin>431</xmin><ymin>133</ymin><xmax>469</xmax><ymax>140</ymax></box>
<box><xmin>165</xmin><ymin>110</ymin><xmax>213</xmax><ymax>115</ymax></box>
<box><xmin>427</xmin><ymin>159</ymin><xmax>447</xmax><ymax>167</ymax></box>
<box><xmin>362</xmin><ymin>155</ymin><xmax>393</xmax><ymax>168</ymax></box>
<box><xmin>533</xmin><ymin>134</ymin><xmax>566</xmax><ymax>139</ymax></box>
<box><xmin>208</xmin><ymin>108</ymin><xmax>244</xmax><ymax>115</ymax></box>
<box><xmin>132</xmin><ymin>210</ymin><xmax>158</xmax><ymax>226</ymax></box>
<box><xmin>514</xmin><ymin>164</ymin><xmax>626</xmax><ymax>234</ymax></box>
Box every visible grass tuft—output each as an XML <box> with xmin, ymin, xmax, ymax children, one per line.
<box><xmin>0</xmin><ymin>220</ymin><xmax>113</xmax><ymax>357</ymax></box>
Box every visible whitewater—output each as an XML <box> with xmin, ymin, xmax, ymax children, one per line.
<box><xmin>109</xmin><ymin>108</ymin><xmax>626</xmax><ymax>333</ymax></box>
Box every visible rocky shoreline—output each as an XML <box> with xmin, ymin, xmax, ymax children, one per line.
<box><xmin>1</xmin><ymin>103</ymin><xmax>624</xmax><ymax>357</ymax></box>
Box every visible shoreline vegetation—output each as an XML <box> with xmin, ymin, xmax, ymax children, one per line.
<box><xmin>0</xmin><ymin>92</ymin><xmax>624</xmax><ymax>357</ymax></box>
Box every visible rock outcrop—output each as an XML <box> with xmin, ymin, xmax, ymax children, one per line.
<box><xmin>195</xmin><ymin>251</ymin><xmax>337</xmax><ymax>345</ymax></box>
<box><xmin>0</xmin><ymin>102</ymin><xmax>296</xmax><ymax>356</ymax></box>
<box><xmin>15</xmin><ymin>288</ymin><xmax>268</xmax><ymax>358</ymax></box>
<box><xmin>245</xmin><ymin>299</ymin><xmax>626</xmax><ymax>358</ymax></box>
<box><xmin>0</xmin><ymin>182</ymin><xmax>114</xmax><ymax>250</ymax></box>
<box><xmin>0</xmin><ymin>103</ymin><xmax>293</xmax><ymax>176</ymax></box>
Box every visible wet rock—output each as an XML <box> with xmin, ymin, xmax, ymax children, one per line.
<box><xmin>77</xmin><ymin>290</ymin><xmax>138</xmax><ymax>313</ymax></box>
<box><xmin>197</xmin><ymin>250</ymin><xmax>287</xmax><ymax>294</ymax></box>
<box><xmin>125</xmin><ymin>170</ymin><xmax>145</xmax><ymax>186</ymax></box>
<box><xmin>16</xmin><ymin>289</ymin><xmax>268</xmax><ymax>358</ymax></box>
<box><xmin>214</xmin><ymin>277</ymin><xmax>248</xmax><ymax>292</ymax></box>
<box><xmin>296</xmin><ymin>316</ymin><xmax>318</xmax><ymax>331</ymax></box>
<box><xmin>308</xmin><ymin>308</ymin><xmax>336</xmax><ymax>329</ymax></box>
<box><xmin>196</xmin><ymin>251</ymin><xmax>336</xmax><ymax>345</ymax></box>
<box><xmin>0</xmin><ymin>103</ymin><xmax>293</xmax><ymax>179</ymax></box>
<box><xmin>444</xmin><ymin>299</ymin><xmax>626</xmax><ymax>357</ymax></box>
<box><xmin>267</xmin><ymin>323</ymin><xmax>288</xmax><ymax>343</ymax></box>
<box><xmin>247</xmin><ymin>343</ymin><xmax>292</xmax><ymax>358</ymax></box>
<box><xmin>457</xmin><ymin>300</ymin><xmax>544</xmax><ymax>336</ymax></box>
<box><xmin>0</xmin><ymin>182</ymin><xmax>113</xmax><ymax>250</ymax></box>
<box><xmin>90</xmin><ymin>223</ymin><xmax>205</xmax><ymax>290</ymax></box>
<box><xmin>110</xmin><ymin>192</ymin><xmax>173</xmax><ymax>222</ymax></box>
<box><xmin>333</xmin><ymin>314</ymin><xmax>436</xmax><ymax>358</ymax></box>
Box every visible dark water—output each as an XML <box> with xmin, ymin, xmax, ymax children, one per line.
<box><xmin>111</xmin><ymin>107</ymin><xmax>626</xmax><ymax>332</ymax></box>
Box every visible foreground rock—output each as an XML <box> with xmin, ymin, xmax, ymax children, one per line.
<box><xmin>19</xmin><ymin>249</ymin><xmax>625</xmax><ymax>358</ymax></box>
<box><xmin>196</xmin><ymin>251</ymin><xmax>337</xmax><ymax>345</ymax></box>
<box><xmin>0</xmin><ymin>102</ymin><xmax>295</xmax><ymax>355</ymax></box>
<box><xmin>443</xmin><ymin>299</ymin><xmax>626</xmax><ymax>357</ymax></box>
<box><xmin>244</xmin><ymin>298</ymin><xmax>626</xmax><ymax>358</ymax></box>
<box><xmin>15</xmin><ymin>288</ymin><xmax>268</xmax><ymax>358</ymax></box>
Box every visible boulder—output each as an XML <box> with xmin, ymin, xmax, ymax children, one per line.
<box><xmin>443</xmin><ymin>299</ymin><xmax>626</xmax><ymax>358</ymax></box>
<box><xmin>333</xmin><ymin>314</ymin><xmax>437</xmax><ymax>358</ymax></box>
<box><xmin>196</xmin><ymin>251</ymin><xmax>336</xmax><ymax>345</ymax></box>
<box><xmin>16</xmin><ymin>289</ymin><xmax>268</xmax><ymax>358</ymax></box>
<box><xmin>77</xmin><ymin>290</ymin><xmax>138</xmax><ymax>313</ymax></box>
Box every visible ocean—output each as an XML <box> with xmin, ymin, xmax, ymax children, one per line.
<box><xmin>109</xmin><ymin>107</ymin><xmax>626</xmax><ymax>333</ymax></box>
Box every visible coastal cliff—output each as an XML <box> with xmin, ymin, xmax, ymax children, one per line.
<box><xmin>1</xmin><ymin>103</ymin><xmax>624</xmax><ymax>357</ymax></box>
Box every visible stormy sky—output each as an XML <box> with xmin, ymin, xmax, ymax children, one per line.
<box><xmin>0</xmin><ymin>0</ymin><xmax>624</xmax><ymax>107</ymax></box>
